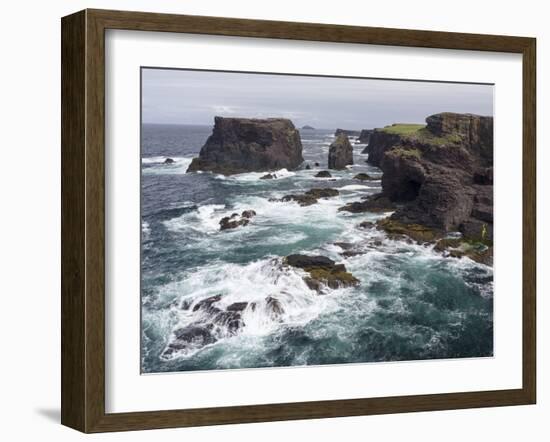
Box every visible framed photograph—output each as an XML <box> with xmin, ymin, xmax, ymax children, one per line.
<box><xmin>61</xmin><ymin>9</ymin><xmax>536</xmax><ymax>433</ymax></box>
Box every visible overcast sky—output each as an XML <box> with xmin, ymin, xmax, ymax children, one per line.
<box><xmin>142</xmin><ymin>68</ymin><xmax>493</xmax><ymax>129</ymax></box>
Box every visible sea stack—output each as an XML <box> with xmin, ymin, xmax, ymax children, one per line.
<box><xmin>328</xmin><ymin>134</ymin><xmax>353</xmax><ymax>169</ymax></box>
<box><xmin>187</xmin><ymin>117</ymin><xmax>304</xmax><ymax>175</ymax></box>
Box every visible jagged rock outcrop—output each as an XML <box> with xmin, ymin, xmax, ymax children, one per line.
<box><xmin>338</xmin><ymin>193</ymin><xmax>396</xmax><ymax>213</ymax></box>
<box><xmin>358</xmin><ymin>129</ymin><xmax>374</xmax><ymax>143</ymax></box>
<box><xmin>219</xmin><ymin>210</ymin><xmax>256</xmax><ymax>230</ymax></box>
<box><xmin>187</xmin><ymin>117</ymin><xmax>303</xmax><ymax>175</ymax></box>
<box><xmin>274</xmin><ymin>188</ymin><xmax>339</xmax><ymax>206</ymax></box>
<box><xmin>361</xmin><ymin>130</ymin><xmax>402</xmax><ymax>166</ymax></box>
<box><xmin>365</xmin><ymin>113</ymin><xmax>493</xmax><ymax>243</ymax></box>
<box><xmin>284</xmin><ymin>254</ymin><xmax>359</xmax><ymax>291</ymax></box>
<box><xmin>328</xmin><ymin>134</ymin><xmax>353</xmax><ymax>169</ymax></box>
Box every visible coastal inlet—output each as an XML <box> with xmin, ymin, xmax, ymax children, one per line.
<box><xmin>141</xmin><ymin>115</ymin><xmax>493</xmax><ymax>373</ymax></box>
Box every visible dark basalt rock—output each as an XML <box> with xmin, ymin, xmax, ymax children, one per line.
<box><xmin>361</xmin><ymin>113</ymin><xmax>494</xmax><ymax>245</ymax></box>
<box><xmin>212</xmin><ymin>310</ymin><xmax>244</xmax><ymax>334</ymax></box>
<box><xmin>266</xmin><ymin>296</ymin><xmax>285</xmax><ymax>315</ymax></box>
<box><xmin>286</xmin><ymin>254</ymin><xmax>336</xmax><ymax>269</ymax></box>
<box><xmin>305</xmin><ymin>188</ymin><xmax>339</xmax><ymax>198</ymax></box>
<box><xmin>285</xmin><ymin>254</ymin><xmax>359</xmax><ymax>291</ymax></box>
<box><xmin>192</xmin><ymin>294</ymin><xmax>222</xmax><ymax>314</ymax></box>
<box><xmin>305</xmin><ymin>164</ymin><xmax>311</xmax><ymax>170</ymax></box>
<box><xmin>164</xmin><ymin>158</ymin><xmax>175</xmax><ymax>164</ymax></box>
<box><xmin>219</xmin><ymin>210</ymin><xmax>256</xmax><ymax>230</ymax></box>
<box><xmin>353</xmin><ymin>173</ymin><xmax>375</xmax><ymax>181</ymax></box>
<box><xmin>376</xmin><ymin>218</ymin><xmax>442</xmax><ymax>244</ymax></box>
<box><xmin>165</xmin><ymin>325</ymin><xmax>217</xmax><ymax>355</ymax></box>
<box><xmin>226</xmin><ymin>302</ymin><xmax>248</xmax><ymax>312</ymax></box>
<box><xmin>361</xmin><ymin>130</ymin><xmax>402</xmax><ymax>165</ymax></box>
<box><xmin>328</xmin><ymin>134</ymin><xmax>353</xmax><ymax>169</ymax></box>
<box><xmin>358</xmin><ymin>221</ymin><xmax>375</xmax><ymax>229</ymax></box>
<box><xmin>187</xmin><ymin>117</ymin><xmax>304</xmax><ymax>175</ymax></box>
<box><xmin>314</xmin><ymin>162</ymin><xmax>320</xmax><ymax>167</ymax></box>
<box><xmin>474</xmin><ymin>167</ymin><xmax>493</xmax><ymax>185</ymax></box>
<box><xmin>278</xmin><ymin>188</ymin><xmax>339</xmax><ymax>206</ymax></box>
<box><xmin>338</xmin><ymin>193</ymin><xmax>396</xmax><ymax>213</ymax></box>
<box><xmin>358</xmin><ymin>129</ymin><xmax>374</xmax><ymax>143</ymax></box>
<box><xmin>315</xmin><ymin>170</ymin><xmax>332</xmax><ymax>178</ymax></box>
<box><xmin>280</xmin><ymin>194</ymin><xmax>318</xmax><ymax>206</ymax></box>
<box><xmin>260</xmin><ymin>173</ymin><xmax>276</xmax><ymax>180</ymax></box>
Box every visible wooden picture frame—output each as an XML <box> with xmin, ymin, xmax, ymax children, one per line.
<box><xmin>61</xmin><ymin>8</ymin><xmax>536</xmax><ymax>433</ymax></box>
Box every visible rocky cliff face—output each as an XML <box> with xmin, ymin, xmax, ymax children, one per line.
<box><xmin>328</xmin><ymin>134</ymin><xmax>353</xmax><ymax>169</ymax></box>
<box><xmin>368</xmin><ymin>113</ymin><xmax>493</xmax><ymax>241</ymax></box>
<box><xmin>187</xmin><ymin>117</ymin><xmax>304</xmax><ymax>175</ymax></box>
<box><xmin>358</xmin><ymin>129</ymin><xmax>374</xmax><ymax>144</ymax></box>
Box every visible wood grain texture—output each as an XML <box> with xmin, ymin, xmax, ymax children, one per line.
<box><xmin>61</xmin><ymin>10</ymin><xmax>86</xmax><ymax>431</ymax></box>
<box><xmin>60</xmin><ymin>8</ymin><xmax>537</xmax><ymax>433</ymax></box>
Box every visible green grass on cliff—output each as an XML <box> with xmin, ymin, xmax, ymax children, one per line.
<box><xmin>381</xmin><ymin>123</ymin><xmax>463</xmax><ymax>146</ymax></box>
<box><xmin>380</xmin><ymin>124</ymin><xmax>425</xmax><ymax>135</ymax></box>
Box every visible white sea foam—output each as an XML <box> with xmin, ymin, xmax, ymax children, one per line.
<box><xmin>141</xmin><ymin>221</ymin><xmax>151</xmax><ymax>240</ymax></box>
<box><xmin>160</xmin><ymin>257</ymin><xmax>348</xmax><ymax>359</ymax></box>
<box><xmin>220</xmin><ymin>168</ymin><xmax>296</xmax><ymax>183</ymax></box>
<box><xmin>163</xmin><ymin>204</ymin><xmax>226</xmax><ymax>233</ymax></box>
<box><xmin>338</xmin><ymin>184</ymin><xmax>370</xmax><ymax>191</ymax></box>
<box><xmin>141</xmin><ymin>156</ymin><xmax>193</xmax><ymax>175</ymax></box>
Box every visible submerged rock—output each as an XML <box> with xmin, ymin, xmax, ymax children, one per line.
<box><xmin>260</xmin><ymin>173</ymin><xmax>277</xmax><ymax>180</ymax></box>
<box><xmin>219</xmin><ymin>210</ymin><xmax>256</xmax><ymax>230</ymax></box>
<box><xmin>226</xmin><ymin>302</ymin><xmax>248</xmax><ymax>312</ymax></box>
<box><xmin>163</xmin><ymin>325</ymin><xmax>217</xmax><ymax>356</ymax></box>
<box><xmin>328</xmin><ymin>134</ymin><xmax>353</xmax><ymax>169</ymax></box>
<box><xmin>376</xmin><ymin>218</ymin><xmax>442</xmax><ymax>243</ymax></box>
<box><xmin>192</xmin><ymin>294</ymin><xmax>222</xmax><ymax>314</ymax></box>
<box><xmin>353</xmin><ymin>173</ymin><xmax>375</xmax><ymax>181</ymax></box>
<box><xmin>338</xmin><ymin>194</ymin><xmax>395</xmax><ymax>213</ymax></box>
<box><xmin>212</xmin><ymin>310</ymin><xmax>244</xmax><ymax>334</ymax></box>
<box><xmin>164</xmin><ymin>158</ymin><xmax>175</xmax><ymax>164</ymax></box>
<box><xmin>314</xmin><ymin>170</ymin><xmax>332</xmax><ymax>178</ymax></box>
<box><xmin>285</xmin><ymin>254</ymin><xmax>359</xmax><ymax>291</ymax></box>
<box><xmin>434</xmin><ymin>237</ymin><xmax>493</xmax><ymax>265</ymax></box>
<box><xmin>187</xmin><ymin>117</ymin><xmax>303</xmax><ymax>175</ymax></box>
<box><xmin>265</xmin><ymin>296</ymin><xmax>285</xmax><ymax>319</ymax></box>
<box><xmin>278</xmin><ymin>188</ymin><xmax>339</xmax><ymax>206</ymax></box>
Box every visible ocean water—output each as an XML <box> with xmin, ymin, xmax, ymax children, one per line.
<box><xmin>141</xmin><ymin>123</ymin><xmax>493</xmax><ymax>373</ymax></box>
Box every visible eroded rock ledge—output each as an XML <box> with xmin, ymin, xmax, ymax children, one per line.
<box><xmin>362</xmin><ymin>113</ymin><xmax>493</xmax><ymax>245</ymax></box>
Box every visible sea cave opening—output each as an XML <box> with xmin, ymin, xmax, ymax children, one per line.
<box><xmin>399</xmin><ymin>179</ymin><xmax>422</xmax><ymax>202</ymax></box>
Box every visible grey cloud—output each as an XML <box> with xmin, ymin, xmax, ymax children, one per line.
<box><xmin>142</xmin><ymin>68</ymin><xmax>493</xmax><ymax>129</ymax></box>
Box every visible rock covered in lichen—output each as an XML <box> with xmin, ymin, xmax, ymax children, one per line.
<box><xmin>284</xmin><ymin>254</ymin><xmax>359</xmax><ymax>291</ymax></box>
